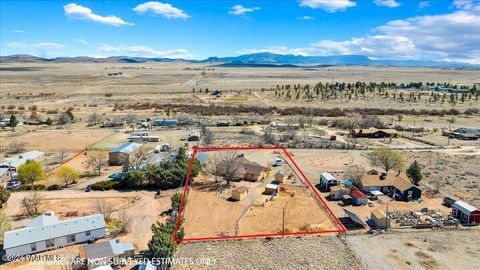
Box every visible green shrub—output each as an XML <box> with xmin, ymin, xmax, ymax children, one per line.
<box><xmin>17</xmin><ymin>184</ymin><xmax>46</xmax><ymax>191</ymax></box>
<box><xmin>91</xmin><ymin>181</ymin><xmax>120</xmax><ymax>191</ymax></box>
<box><xmin>47</xmin><ymin>184</ymin><xmax>62</xmax><ymax>191</ymax></box>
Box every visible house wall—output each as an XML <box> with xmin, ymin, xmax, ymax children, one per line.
<box><xmin>231</xmin><ymin>191</ymin><xmax>247</xmax><ymax>201</ymax></box>
<box><xmin>5</xmin><ymin>228</ymin><xmax>105</xmax><ymax>257</ymax></box>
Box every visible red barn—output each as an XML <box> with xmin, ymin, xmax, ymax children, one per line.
<box><xmin>452</xmin><ymin>201</ymin><xmax>480</xmax><ymax>224</ymax></box>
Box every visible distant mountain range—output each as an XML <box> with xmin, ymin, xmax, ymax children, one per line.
<box><xmin>1</xmin><ymin>52</ymin><xmax>477</xmax><ymax>68</ymax></box>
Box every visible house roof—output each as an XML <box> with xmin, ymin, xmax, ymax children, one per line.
<box><xmin>360</xmin><ymin>170</ymin><xmax>414</xmax><ymax>192</ymax></box>
<box><xmin>453</xmin><ymin>200</ymin><xmax>478</xmax><ymax>215</ymax></box>
<box><xmin>352</xmin><ymin>128</ymin><xmax>398</xmax><ymax>135</ymax></box>
<box><xmin>350</xmin><ymin>189</ymin><xmax>367</xmax><ymax>199</ymax></box>
<box><xmin>266</xmin><ymin>183</ymin><xmax>279</xmax><ymax>189</ymax></box>
<box><xmin>233</xmin><ymin>186</ymin><xmax>249</xmax><ymax>193</ymax></box>
<box><xmin>320</xmin><ymin>172</ymin><xmax>336</xmax><ymax>181</ymax></box>
<box><xmin>110</xmin><ymin>142</ymin><xmax>142</xmax><ymax>154</ymax></box>
<box><xmin>0</xmin><ymin>151</ymin><xmax>44</xmax><ymax>168</ymax></box>
<box><xmin>235</xmin><ymin>157</ymin><xmax>266</xmax><ymax>176</ymax></box>
<box><xmin>3</xmin><ymin>213</ymin><xmax>105</xmax><ymax>249</ymax></box>
<box><xmin>83</xmin><ymin>239</ymin><xmax>134</xmax><ymax>260</ymax></box>
<box><xmin>454</xmin><ymin>128</ymin><xmax>480</xmax><ymax>134</ymax></box>
<box><xmin>371</xmin><ymin>209</ymin><xmax>386</xmax><ymax>219</ymax></box>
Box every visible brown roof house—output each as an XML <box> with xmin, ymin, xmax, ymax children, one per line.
<box><xmin>356</xmin><ymin>169</ymin><xmax>421</xmax><ymax>201</ymax></box>
<box><xmin>350</xmin><ymin>128</ymin><xmax>398</xmax><ymax>138</ymax></box>
<box><xmin>231</xmin><ymin>186</ymin><xmax>249</xmax><ymax>201</ymax></box>
<box><xmin>234</xmin><ymin>157</ymin><xmax>268</xmax><ymax>181</ymax></box>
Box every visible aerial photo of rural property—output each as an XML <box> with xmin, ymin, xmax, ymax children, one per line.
<box><xmin>0</xmin><ymin>0</ymin><xmax>479</xmax><ymax>269</ymax></box>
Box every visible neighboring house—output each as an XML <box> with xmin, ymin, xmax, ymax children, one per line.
<box><xmin>154</xmin><ymin>119</ymin><xmax>178</xmax><ymax>127</ymax></box>
<box><xmin>80</xmin><ymin>239</ymin><xmax>134</xmax><ymax>269</ymax></box>
<box><xmin>451</xmin><ymin>128</ymin><xmax>480</xmax><ymax>140</ymax></box>
<box><xmin>265</xmin><ymin>183</ymin><xmax>279</xmax><ymax>195</ymax></box>
<box><xmin>452</xmin><ymin>201</ymin><xmax>480</xmax><ymax>224</ymax></box>
<box><xmin>350</xmin><ymin>128</ymin><xmax>398</xmax><ymax>138</ymax></box>
<box><xmin>108</xmin><ymin>142</ymin><xmax>142</xmax><ymax>166</ymax></box>
<box><xmin>0</xmin><ymin>151</ymin><xmax>44</xmax><ymax>180</ymax></box>
<box><xmin>356</xmin><ymin>169</ymin><xmax>422</xmax><ymax>201</ymax></box>
<box><xmin>3</xmin><ymin>212</ymin><xmax>105</xmax><ymax>257</ymax></box>
<box><xmin>234</xmin><ymin>157</ymin><xmax>267</xmax><ymax>181</ymax></box>
<box><xmin>231</xmin><ymin>186</ymin><xmax>249</xmax><ymax>201</ymax></box>
<box><xmin>129</xmin><ymin>135</ymin><xmax>159</xmax><ymax>142</ymax></box>
<box><xmin>319</xmin><ymin>172</ymin><xmax>338</xmax><ymax>192</ymax></box>
<box><xmin>350</xmin><ymin>188</ymin><xmax>368</xmax><ymax>206</ymax></box>
<box><xmin>370</xmin><ymin>209</ymin><xmax>390</xmax><ymax>228</ymax></box>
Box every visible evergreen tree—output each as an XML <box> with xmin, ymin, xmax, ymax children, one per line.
<box><xmin>406</xmin><ymin>160</ymin><xmax>423</xmax><ymax>186</ymax></box>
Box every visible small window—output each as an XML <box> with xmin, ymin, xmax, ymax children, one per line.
<box><xmin>46</xmin><ymin>239</ymin><xmax>55</xmax><ymax>248</ymax></box>
<box><xmin>67</xmin><ymin>234</ymin><xmax>76</xmax><ymax>243</ymax></box>
<box><xmin>31</xmin><ymin>243</ymin><xmax>37</xmax><ymax>252</ymax></box>
<box><xmin>85</xmin><ymin>230</ymin><xmax>91</xmax><ymax>236</ymax></box>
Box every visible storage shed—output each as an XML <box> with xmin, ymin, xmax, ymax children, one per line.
<box><xmin>329</xmin><ymin>186</ymin><xmax>350</xmax><ymax>200</ymax></box>
<box><xmin>319</xmin><ymin>172</ymin><xmax>338</xmax><ymax>191</ymax></box>
<box><xmin>265</xmin><ymin>183</ymin><xmax>279</xmax><ymax>195</ymax></box>
<box><xmin>350</xmin><ymin>188</ymin><xmax>368</xmax><ymax>206</ymax></box>
<box><xmin>275</xmin><ymin>170</ymin><xmax>285</xmax><ymax>183</ymax></box>
<box><xmin>452</xmin><ymin>201</ymin><xmax>480</xmax><ymax>224</ymax></box>
<box><xmin>371</xmin><ymin>209</ymin><xmax>390</xmax><ymax>228</ymax></box>
<box><xmin>231</xmin><ymin>186</ymin><xmax>249</xmax><ymax>201</ymax></box>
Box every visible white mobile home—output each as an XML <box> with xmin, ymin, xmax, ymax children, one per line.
<box><xmin>0</xmin><ymin>151</ymin><xmax>44</xmax><ymax>180</ymax></box>
<box><xmin>3</xmin><ymin>212</ymin><xmax>105</xmax><ymax>257</ymax></box>
<box><xmin>320</xmin><ymin>172</ymin><xmax>338</xmax><ymax>191</ymax></box>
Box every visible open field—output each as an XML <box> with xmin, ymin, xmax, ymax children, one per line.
<box><xmin>348</xmin><ymin>230</ymin><xmax>480</xmax><ymax>270</ymax></box>
<box><xmin>174</xmin><ymin>235</ymin><xmax>364</xmax><ymax>270</ymax></box>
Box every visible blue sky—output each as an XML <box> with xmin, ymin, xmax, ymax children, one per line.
<box><xmin>1</xmin><ymin>0</ymin><xmax>479</xmax><ymax>63</ymax></box>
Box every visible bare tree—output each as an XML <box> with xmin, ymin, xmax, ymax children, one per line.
<box><xmin>263</xmin><ymin>127</ymin><xmax>276</xmax><ymax>145</ymax></box>
<box><xmin>202</xmin><ymin>127</ymin><xmax>213</xmax><ymax>145</ymax></box>
<box><xmin>205</xmin><ymin>156</ymin><xmax>225</xmax><ymax>183</ymax></box>
<box><xmin>58</xmin><ymin>113</ymin><xmax>71</xmax><ymax>125</ymax></box>
<box><xmin>55</xmin><ymin>147</ymin><xmax>69</xmax><ymax>164</ymax></box>
<box><xmin>219</xmin><ymin>151</ymin><xmax>241</xmax><ymax>186</ymax></box>
<box><xmin>344</xmin><ymin>166</ymin><xmax>366</xmax><ymax>186</ymax></box>
<box><xmin>85</xmin><ymin>152</ymin><xmax>107</xmax><ymax>176</ymax></box>
<box><xmin>94</xmin><ymin>199</ymin><xmax>114</xmax><ymax>221</ymax></box>
<box><xmin>122</xmin><ymin>148</ymin><xmax>150</xmax><ymax>170</ymax></box>
<box><xmin>87</xmin><ymin>113</ymin><xmax>102</xmax><ymax>126</ymax></box>
<box><xmin>22</xmin><ymin>192</ymin><xmax>44</xmax><ymax>217</ymax></box>
<box><xmin>117</xmin><ymin>209</ymin><xmax>131</xmax><ymax>234</ymax></box>
<box><xmin>7</xmin><ymin>141</ymin><xmax>26</xmax><ymax>154</ymax></box>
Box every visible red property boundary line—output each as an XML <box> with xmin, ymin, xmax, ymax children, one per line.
<box><xmin>173</xmin><ymin>146</ymin><xmax>346</xmax><ymax>243</ymax></box>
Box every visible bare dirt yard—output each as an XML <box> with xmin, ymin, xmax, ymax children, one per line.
<box><xmin>405</xmin><ymin>149</ymin><xmax>480</xmax><ymax>207</ymax></box>
<box><xmin>173</xmin><ymin>235</ymin><xmax>364</xmax><ymax>270</ymax></box>
<box><xmin>347</xmin><ymin>229</ymin><xmax>480</xmax><ymax>270</ymax></box>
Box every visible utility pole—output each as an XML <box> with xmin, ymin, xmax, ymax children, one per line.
<box><xmin>282</xmin><ymin>206</ymin><xmax>285</xmax><ymax>235</ymax></box>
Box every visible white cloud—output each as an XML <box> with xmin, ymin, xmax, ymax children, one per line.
<box><xmin>453</xmin><ymin>0</ymin><xmax>479</xmax><ymax>10</ymax></box>
<box><xmin>64</xmin><ymin>3</ymin><xmax>133</xmax><ymax>26</ymax></box>
<box><xmin>374</xmin><ymin>0</ymin><xmax>401</xmax><ymax>8</ymax></box>
<box><xmin>229</xmin><ymin>5</ymin><xmax>260</xmax><ymax>15</ymax></box>
<box><xmin>31</xmin><ymin>42</ymin><xmax>65</xmax><ymax>49</ymax></box>
<box><xmin>6</xmin><ymin>42</ymin><xmax>27</xmax><ymax>49</ymax></box>
<box><xmin>418</xmin><ymin>1</ymin><xmax>430</xmax><ymax>9</ymax></box>
<box><xmin>240</xmin><ymin>3</ymin><xmax>480</xmax><ymax>64</ymax></box>
<box><xmin>76</xmin><ymin>39</ymin><xmax>89</xmax><ymax>45</ymax></box>
<box><xmin>13</xmin><ymin>29</ymin><xmax>27</xmax><ymax>34</ymax></box>
<box><xmin>133</xmin><ymin>1</ymin><xmax>189</xmax><ymax>19</ymax></box>
<box><xmin>98</xmin><ymin>44</ymin><xmax>194</xmax><ymax>59</ymax></box>
<box><xmin>237</xmin><ymin>46</ymin><xmax>309</xmax><ymax>56</ymax></box>
<box><xmin>299</xmin><ymin>0</ymin><xmax>356</xmax><ymax>12</ymax></box>
<box><xmin>298</xmin><ymin>15</ymin><xmax>314</xmax><ymax>20</ymax></box>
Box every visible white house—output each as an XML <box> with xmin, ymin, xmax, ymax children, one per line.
<box><xmin>3</xmin><ymin>211</ymin><xmax>105</xmax><ymax>257</ymax></box>
<box><xmin>0</xmin><ymin>151</ymin><xmax>44</xmax><ymax>180</ymax></box>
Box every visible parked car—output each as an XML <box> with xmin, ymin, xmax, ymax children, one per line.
<box><xmin>6</xmin><ymin>181</ymin><xmax>21</xmax><ymax>190</ymax></box>
<box><xmin>443</xmin><ymin>196</ymin><xmax>456</xmax><ymax>207</ymax></box>
<box><xmin>85</xmin><ymin>185</ymin><xmax>92</xmax><ymax>192</ymax></box>
<box><xmin>274</xmin><ymin>158</ymin><xmax>282</xmax><ymax>167</ymax></box>
<box><xmin>108</xmin><ymin>172</ymin><xmax>125</xmax><ymax>181</ymax></box>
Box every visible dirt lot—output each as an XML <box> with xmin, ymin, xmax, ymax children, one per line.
<box><xmin>347</xmin><ymin>229</ymin><xmax>480</xmax><ymax>270</ymax></box>
<box><xmin>173</xmin><ymin>235</ymin><xmax>364</xmax><ymax>270</ymax></box>
<box><xmin>405</xmin><ymin>149</ymin><xmax>480</xmax><ymax>207</ymax></box>
<box><xmin>183</xmin><ymin>149</ymin><xmax>339</xmax><ymax>238</ymax></box>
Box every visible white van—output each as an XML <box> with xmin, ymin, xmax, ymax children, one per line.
<box><xmin>274</xmin><ymin>158</ymin><xmax>282</xmax><ymax>167</ymax></box>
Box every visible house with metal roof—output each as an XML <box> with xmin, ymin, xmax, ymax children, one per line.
<box><xmin>0</xmin><ymin>151</ymin><xmax>44</xmax><ymax>179</ymax></box>
<box><xmin>154</xmin><ymin>118</ymin><xmax>178</xmax><ymax>127</ymax></box>
<box><xmin>108</xmin><ymin>142</ymin><xmax>143</xmax><ymax>166</ymax></box>
<box><xmin>3</xmin><ymin>211</ymin><xmax>105</xmax><ymax>256</ymax></box>
<box><xmin>80</xmin><ymin>239</ymin><xmax>134</xmax><ymax>269</ymax></box>
<box><xmin>452</xmin><ymin>201</ymin><xmax>480</xmax><ymax>224</ymax></box>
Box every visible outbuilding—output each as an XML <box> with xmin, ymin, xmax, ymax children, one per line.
<box><xmin>370</xmin><ymin>209</ymin><xmax>390</xmax><ymax>228</ymax></box>
<box><xmin>265</xmin><ymin>183</ymin><xmax>279</xmax><ymax>195</ymax></box>
<box><xmin>329</xmin><ymin>186</ymin><xmax>350</xmax><ymax>200</ymax></box>
<box><xmin>108</xmin><ymin>142</ymin><xmax>142</xmax><ymax>166</ymax></box>
<box><xmin>350</xmin><ymin>188</ymin><xmax>368</xmax><ymax>206</ymax></box>
<box><xmin>452</xmin><ymin>201</ymin><xmax>480</xmax><ymax>224</ymax></box>
<box><xmin>319</xmin><ymin>172</ymin><xmax>338</xmax><ymax>192</ymax></box>
<box><xmin>231</xmin><ymin>186</ymin><xmax>249</xmax><ymax>201</ymax></box>
<box><xmin>275</xmin><ymin>170</ymin><xmax>286</xmax><ymax>183</ymax></box>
